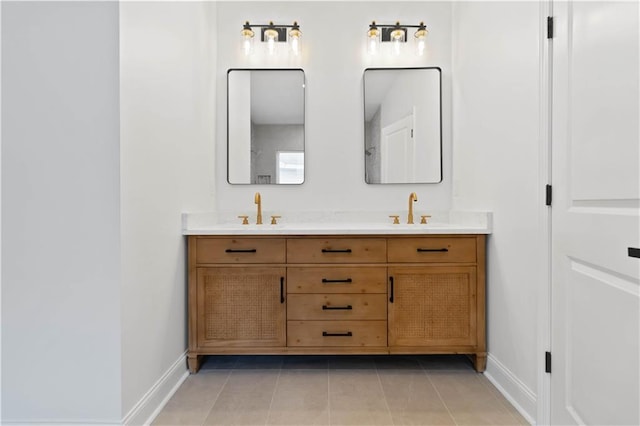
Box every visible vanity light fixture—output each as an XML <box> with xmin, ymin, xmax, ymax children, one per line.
<box><xmin>367</xmin><ymin>21</ymin><xmax>429</xmax><ymax>56</ymax></box>
<box><xmin>241</xmin><ymin>21</ymin><xmax>302</xmax><ymax>56</ymax></box>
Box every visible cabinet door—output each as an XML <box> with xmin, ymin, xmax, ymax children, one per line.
<box><xmin>196</xmin><ymin>267</ymin><xmax>286</xmax><ymax>348</ymax></box>
<box><xmin>388</xmin><ymin>266</ymin><xmax>477</xmax><ymax>347</ymax></box>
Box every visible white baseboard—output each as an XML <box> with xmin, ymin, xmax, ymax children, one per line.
<box><xmin>122</xmin><ymin>351</ymin><xmax>189</xmax><ymax>426</ymax></box>
<box><xmin>485</xmin><ymin>353</ymin><xmax>537</xmax><ymax>425</ymax></box>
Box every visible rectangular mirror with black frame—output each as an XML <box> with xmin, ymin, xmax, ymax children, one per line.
<box><xmin>227</xmin><ymin>68</ymin><xmax>305</xmax><ymax>185</ymax></box>
<box><xmin>363</xmin><ymin>67</ymin><xmax>442</xmax><ymax>184</ymax></box>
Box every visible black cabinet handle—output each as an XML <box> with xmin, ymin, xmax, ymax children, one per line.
<box><xmin>629</xmin><ymin>247</ymin><xmax>640</xmax><ymax>259</ymax></box>
<box><xmin>322</xmin><ymin>305</ymin><xmax>353</xmax><ymax>310</ymax></box>
<box><xmin>417</xmin><ymin>248</ymin><xmax>449</xmax><ymax>253</ymax></box>
<box><xmin>280</xmin><ymin>277</ymin><xmax>285</xmax><ymax>304</ymax></box>
<box><xmin>321</xmin><ymin>249</ymin><xmax>352</xmax><ymax>253</ymax></box>
<box><xmin>322</xmin><ymin>331</ymin><xmax>353</xmax><ymax>337</ymax></box>
<box><xmin>322</xmin><ymin>278</ymin><xmax>353</xmax><ymax>283</ymax></box>
<box><xmin>389</xmin><ymin>276</ymin><xmax>394</xmax><ymax>303</ymax></box>
<box><xmin>225</xmin><ymin>249</ymin><xmax>257</xmax><ymax>253</ymax></box>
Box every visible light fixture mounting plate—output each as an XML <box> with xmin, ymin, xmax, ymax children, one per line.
<box><xmin>261</xmin><ymin>27</ymin><xmax>287</xmax><ymax>42</ymax></box>
<box><xmin>381</xmin><ymin>27</ymin><xmax>407</xmax><ymax>42</ymax></box>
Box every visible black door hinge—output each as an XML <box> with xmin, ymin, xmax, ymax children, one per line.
<box><xmin>545</xmin><ymin>351</ymin><xmax>552</xmax><ymax>373</ymax></box>
<box><xmin>547</xmin><ymin>17</ymin><xmax>554</xmax><ymax>39</ymax></box>
<box><xmin>545</xmin><ymin>184</ymin><xmax>552</xmax><ymax>206</ymax></box>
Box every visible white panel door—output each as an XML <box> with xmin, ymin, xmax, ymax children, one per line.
<box><xmin>551</xmin><ymin>2</ymin><xmax>639</xmax><ymax>425</ymax></box>
<box><xmin>381</xmin><ymin>114</ymin><xmax>415</xmax><ymax>183</ymax></box>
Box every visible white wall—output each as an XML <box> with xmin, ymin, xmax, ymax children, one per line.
<box><xmin>451</xmin><ymin>2</ymin><xmax>543</xmax><ymax>422</ymax></box>
<box><xmin>215</xmin><ymin>1</ymin><xmax>453</xmax><ymax>215</ymax></box>
<box><xmin>2</xmin><ymin>1</ymin><xmax>216</xmax><ymax>423</ymax></box>
<box><xmin>119</xmin><ymin>1</ymin><xmax>216</xmax><ymax>421</ymax></box>
<box><xmin>1</xmin><ymin>2</ymin><xmax>122</xmax><ymax>422</ymax></box>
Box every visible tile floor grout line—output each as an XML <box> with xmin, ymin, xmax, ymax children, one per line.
<box><xmin>200</xmin><ymin>369</ymin><xmax>233</xmax><ymax>426</ymax></box>
<box><xmin>424</xmin><ymin>368</ymin><xmax>459</xmax><ymax>426</ymax></box>
<box><xmin>374</xmin><ymin>367</ymin><xmax>396</xmax><ymax>426</ymax></box>
<box><xmin>327</xmin><ymin>364</ymin><xmax>331</xmax><ymax>426</ymax></box>
<box><xmin>264</xmin><ymin>366</ymin><xmax>283</xmax><ymax>426</ymax></box>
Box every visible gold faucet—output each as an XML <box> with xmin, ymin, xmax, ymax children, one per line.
<box><xmin>254</xmin><ymin>192</ymin><xmax>263</xmax><ymax>225</ymax></box>
<box><xmin>408</xmin><ymin>192</ymin><xmax>418</xmax><ymax>224</ymax></box>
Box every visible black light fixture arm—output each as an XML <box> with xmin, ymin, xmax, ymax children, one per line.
<box><xmin>244</xmin><ymin>21</ymin><xmax>300</xmax><ymax>29</ymax></box>
<box><xmin>370</xmin><ymin>21</ymin><xmax>426</xmax><ymax>29</ymax></box>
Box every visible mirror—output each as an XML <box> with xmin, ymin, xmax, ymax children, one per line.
<box><xmin>363</xmin><ymin>67</ymin><xmax>442</xmax><ymax>184</ymax></box>
<box><xmin>228</xmin><ymin>69</ymin><xmax>305</xmax><ymax>184</ymax></box>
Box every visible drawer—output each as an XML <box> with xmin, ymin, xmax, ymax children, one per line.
<box><xmin>287</xmin><ymin>238</ymin><xmax>386</xmax><ymax>263</ymax></box>
<box><xmin>287</xmin><ymin>321</ymin><xmax>387</xmax><ymax>347</ymax></box>
<box><xmin>287</xmin><ymin>294</ymin><xmax>387</xmax><ymax>320</ymax></box>
<box><xmin>387</xmin><ymin>237</ymin><xmax>477</xmax><ymax>263</ymax></box>
<box><xmin>195</xmin><ymin>238</ymin><xmax>286</xmax><ymax>264</ymax></box>
<box><xmin>287</xmin><ymin>267</ymin><xmax>387</xmax><ymax>294</ymax></box>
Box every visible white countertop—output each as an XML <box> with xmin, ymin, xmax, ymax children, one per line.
<box><xmin>182</xmin><ymin>211</ymin><xmax>492</xmax><ymax>235</ymax></box>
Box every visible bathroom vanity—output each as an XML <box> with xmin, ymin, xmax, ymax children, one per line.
<box><xmin>184</xmin><ymin>214</ymin><xmax>490</xmax><ymax>374</ymax></box>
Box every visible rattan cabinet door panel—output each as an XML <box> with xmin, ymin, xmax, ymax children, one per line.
<box><xmin>196</xmin><ymin>267</ymin><xmax>286</xmax><ymax>348</ymax></box>
<box><xmin>388</xmin><ymin>266</ymin><xmax>477</xmax><ymax>347</ymax></box>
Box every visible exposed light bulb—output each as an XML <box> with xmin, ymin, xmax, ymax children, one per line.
<box><xmin>240</xmin><ymin>22</ymin><xmax>254</xmax><ymax>56</ymax></box>
<box><xmin>242</xmin><ymin>35</ymin><xmax>253</xmax><ymax>56</ymax></box>
<box><xmin>289</xmin><ymin>23</ymin><xmax>302</xmax><ymax>56</ymax></box>
<box><xmin>416</xmin><ymin>38</ymin><xmax>426</xmax><ymax>56</ymax></box>
<box><xmin>393</xmin><ymin>38</ymin><xmax>401</xmax><ymax>55</ymax></box>
<box><xmin>267</xmin><ymin>36</ymin><xmax>276</xmax><ymax>54</ymax></box>
<box><xmin>290</xmin><ymin>37</ymin><xmax>299</xmax><ymax>55</ymax></box>
<box><xmin>264</xmin><ymin>25</ymin><xmax>279</xmax><ymax>56</ymax></box>
<box><xmin>414</xmin><ymin>23</ymin><xmax>428</xmax><ymax>56</ymax></box>
<box><xmin>390</xmin><ymin>26</ymin><xmax>405</xmax><ymax>56</ymax></box>
<box><xmin>367</xmin><ymin>22</ymin><xmax>380</xmax><ymax>55</ymax></box>
<box><xmin>369</xmin><ymin>36</ymin><xmax>379</xmax><ymax>54</ymax></box>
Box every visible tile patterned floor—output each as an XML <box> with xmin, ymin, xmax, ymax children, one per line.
<box><xmin>152</xmin><ymin>355</ymin><xmax>529</xmax><ymax>426</ymax></box>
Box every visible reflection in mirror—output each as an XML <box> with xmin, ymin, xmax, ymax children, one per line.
<box><xmin>228</xmin><ymin>69</ymin><xmax>305</xmax><ymax>184</ymax></box>
<box><xmin>363</xmin><ymin>67</ymin><xmax>442</xmax><ymax>184</ymax></box>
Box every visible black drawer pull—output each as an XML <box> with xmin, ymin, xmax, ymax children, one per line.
<box><xmin>416</xmin><ymin>248</ymin><xmax>449</xmax><ymax>253</ymax></box>
<box><xmin>322</xmin><ymin>305</ymin><xmax>353</xmax><ymax>310</ymax></box>
<box><xmin>280</xmin><ymin>277</ymin><xmax>285</xmax><ymax>304</ymax></box>
<box><xmin>321</xmin><ymin>249</ymin><xmax>352</xmax><ymax>253</ymax></box>
<box><xmin>225</xmin><ymin>249</ymin><xmax>257</xmax><ymax>253</ymax></box>
<box><xmin>389</xmin><ymin>276</ymin><xmax>394</xmax><ymax>303</ymax></box>
<box><xmin>322</xmin><ymin>331</ymin><xmax>353</xmax><ymax>337</ymax></box>
<box><xmin>322</xmin><ymin>278</ymin><xmax>353</xmax><ymax>283</ymax></box>
<box><xmin>629</xmin><ymin>247</ymin><xmax>640</xmax><ymax>259</ymax></box>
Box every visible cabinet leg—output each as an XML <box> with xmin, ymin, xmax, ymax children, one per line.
<box><xmin>471</xmin><ymin>353</ymin><xmax>487</xmax><ymax>372</ymax></box>
<box><xmin>187</xmin><ymin>354</ymin><xmax>203</xmax><ymax>374</ymax></box>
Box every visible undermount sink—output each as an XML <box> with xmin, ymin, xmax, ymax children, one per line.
<box><xmin>181</xmin><ymin>211</ymin><xmax>492</xmax><ymax>235</ymax></box>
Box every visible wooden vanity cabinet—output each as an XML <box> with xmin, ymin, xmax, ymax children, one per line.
<box><xmin>187</xmin><ymin>237</ymin><xmax>287</xmax><ymax>372</ymax></box>
<box><xmin>387</xmin><ymin>236</ymin><xmax>486</xmax><ymax>371</ymax></box>
<box><xmin>187</xmin><ymin>234</ymin><xmax>486</xmax><ymax>373</ymax></box>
